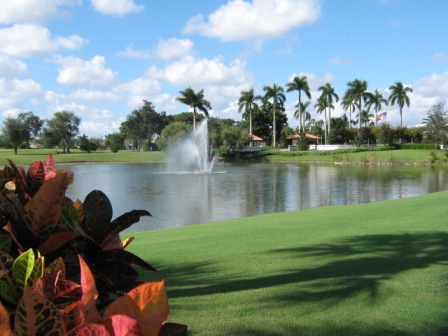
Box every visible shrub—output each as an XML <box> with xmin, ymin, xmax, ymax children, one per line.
<box><xmin>0</xmin><ymin>154</ymin><xmax>187</xmax><ymax>335</ymax></box>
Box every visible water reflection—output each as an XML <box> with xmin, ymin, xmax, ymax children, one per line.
<box><xmin>61</xmin><ymin>163</ymin><xmax>448</xmax><ymax>232</ymax></box>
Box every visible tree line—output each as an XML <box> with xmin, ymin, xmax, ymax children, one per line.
<box><xmin>1</xmin><ymin>76</ymin><xmax>447</xmax><ymax>155</ymax></box>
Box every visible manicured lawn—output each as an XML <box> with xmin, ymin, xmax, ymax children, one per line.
<box><xmin>125</xmin><ymin>190</ymin><xmax>448</xmax><ymax>335</ymax></box>
<box><xmin>0</xmin><ymin>148</ymin><xmax>166</xmax><ymax>165</ymax></box>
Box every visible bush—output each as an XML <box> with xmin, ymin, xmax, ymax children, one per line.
<box><xmin>0</xmin><ymin>154</ymin><xmax>187</xmax><ymax>335</ymax></box>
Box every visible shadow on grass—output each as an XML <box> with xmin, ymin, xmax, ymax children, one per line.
<box><xmin>148</xmin><ymin>232</ymin><xmax>448</xmax><ymax>300</ymax></box>
<box><xmin>139</xmin><ymin>232</ymin><xmax>448</xmax><ymax>335</ymax></box>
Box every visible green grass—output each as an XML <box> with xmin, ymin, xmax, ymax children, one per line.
<box><xmin>125</xmin><ymin>191</ymin><xmax>448</xmax><ymax>335</ymax></box>
<box><xmin>0</xmin><ymin>148</ymin><xmax>166</xmax><ymax>165</ymax></box>
<box><xmin>1</xmin><ymin>148</ymin><xmax>440</xmax><ymax>166</ymax></box>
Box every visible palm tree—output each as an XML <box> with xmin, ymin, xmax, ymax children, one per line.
<box><xmin>343</xmin><ymin>79</ymin><xmax>372</xmax><ymax>129</ymax></box>
<box><xmin>360</xmin><ymin>110</ymin><xmax>375</xmax><ymax>127</ymax></box>
<box><xmin>366</xmin><ymin>89</ymin><xmax>388</xmax><ymax>126</ymax></box>
<box><xmin>176</xmin><ymin>87</ymin><xmax>212</xmax><ymax>130</ymax></box>
<box><xmin>317</xmin><ymin>83</ymin><xmax>339</xmax><ymax>144</ymax></box>
<box><xmin>263</xmin><ymin>84</ymin><xmax>286</xmax><ymax>147</ymax></box>
<box><xmin>341</xmin><ymin>95</ymin><xmax>358</xmax><ymax>128</ymax></box>
<box><xmin>294</xmin><ymin>101</ymin><xmax>312</xmax><ymax>129</ymax></box>
<box><xmin>238</xmin><ymin>88</ymin><xmax>261</xmax><ymax>137</ymax></box>
<box><xmin>286</xmin><ymin>76</ymin><xmax>311</xmax><ymax>132</ymax></box>
<box><xmin>314</xmin><ymin>95</ymin><xmax>329</xmax><ymax>144</ymax></box>
<box><xmin>388</xmin><ymin>82</ymin><xmax>413</xmax><ymax>127</ymax></box>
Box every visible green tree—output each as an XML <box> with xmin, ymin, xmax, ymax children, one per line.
<box><xmin>294</xmin><ymin>101</ymin><xmax>312</xmax><ymax>129</ymax></box>
<box><xmin>221</xmin><ymin>124</ymin><xmax>249</xmax><ymax>151</ymax></box>
<box><xmin>1</xmin><ymin>118</ymin><xmax>27</xmax><ymax>154</ymax></box>
<box><xmin>176</xmin><ymin>87</ymin><xmax>212</xmax><ymax>130</ymax></box>
<box><xmin>343</xmin><ymin>79</ymin><xmax>372</xmax><ymax>130</ymax></box>
<box><xmin>286</xmin><ymin>76</ymin><xmax>311</xmax><ymax>132</ymax></box>
<box><xmin>360</xmin><ymin>110</ymin><xmax>375</xmax><ymax>127</ymax></box>
<box><xmin>341</xmin><ymin>94</ymin><xmax>358</xmax><ymax>128</ymax></box>
<box><xmin>317</xmin><ymin>83</ymin><xmax>338</xmax><ymax>144</ymax></box>
<box><xmin>263</xmin><ymin>84</ymin><xmax>286</xmax><ymax>147</ymax></box>
<box><xmin>17</xmin><ymin>112</ymin><xmax>44</xmax><ymax>148</ymax></box>
<box><xmin>378</xmin><ymin>123</ymin><xmax>395</xmax><ymax>146</ymax></box>
<box><xmin>388</xmin><ymin>82</ymin><xmax>413</xmax><ymax>128</ymax></box>
<box><xmin>156</xmin><ymin>122</ymin><xmax>190</xmax><ymax>151</ymax></box>
<box><xmin>105</xmin><ymin>132</ymin><xmax>126</xmax><ymax>153</ymax></box>
<box><xmin>329</xmin><ymin>117</ymin><xmax>352</xmax><ymax>144</ymax></box>
<box><xmin>238</xmin><ymin>88</ymin><xmax>261</xmax><ymax>138</ymax></box>
<box><xmin>78</xmin><ymin>134</ymin><xmax>98</xmax><ymax>153</ymax></box>
<box><xmin>120</xmin><ymin>100</ymin><xmax>169</xmax><ymax>151</ymax></box>
<box><xmin>366</xmin><ymin>89</ymin><xmax>388</xmax><ymax>126</ymax></box>
<box><xmin>423</xmin><ymin>102</ymin><xmax>448</xmax><ymax>145</ymax></box>
<box><xmin>41</xmin><ymin>111</ymin><xmax>80</xmax><ymax>153</ymax></box>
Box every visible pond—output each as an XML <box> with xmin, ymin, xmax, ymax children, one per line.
<box><xmin>60</xmin><ymin>162</ymin><xmax>448</xmax><ymax>232</ymax></box>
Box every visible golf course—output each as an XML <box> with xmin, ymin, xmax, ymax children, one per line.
<box><xmin>1</xmin><ymin>148</ymin><xmax>447</xmax><ymax>335</ymax></box>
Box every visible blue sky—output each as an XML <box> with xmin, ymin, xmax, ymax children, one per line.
<box><xmin>0</xmin><ymin>0</ymin><xmax>447</xmax><ymax>138</ymax></box>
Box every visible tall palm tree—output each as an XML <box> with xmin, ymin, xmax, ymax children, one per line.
<box><xmin>343</xmin><ymin>79</ymin><xmax>372</xmax><ymax>129</ymax></box>
<box><xmin>341</xmin><ymin>95</ymin><xmax>358</xmax><ymax>128</ymax></box>
<box><xmin>314</xmin><ymin>95</ymin><xmax>329</xmax><ymax>144</ymax></box>
<box><xmin>360</xmin><ymin>110</ymin><xmax>375</xmax><ymax>127</ymax></box>
<box><xmin>366</xmin><ymin>89</ymin><xmax>388</xmax><ymax>126</ymax></box>
<box><xmin>176</xmin><ymin>87</ymin><xmax>212</xmax><ymax>130</ymax></box>
<box><xmin>238</xmin><ymin>88</ymin><xmax>261</xmax><ymax>137</ymax></box>
<box><xmin>286</xmin><ymin>76</ymin><xmax>311</xmax><ymax>132</ymax></box>
<box><xmin>294</xmin><ymin>101</ymin><xmax>312</xmax><ymax>130</ymax></box>
<box><xmin>263</xmin><ymin>84</ymin><xmax>286</xmax><ymax>147</ymax></box>
<box><xmin>388</xmin><ymin>82</ymin><xmax>413</xmax><ymax>127</ymax></box>
<box><xmin>317</xmin><ymin>83</ymin><xmax>339</xmax><ymax>144</ymax></box>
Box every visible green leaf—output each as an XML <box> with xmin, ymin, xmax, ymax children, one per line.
<box><xmin>0</xmin><ymin>234</ymin><xmax>12</xmax><ymax>253</ymax></box>
<box><xmin>0</xmin><ymin>280</ymin><xmax>18</xmax><ymax>305</ymax></box>
<box><xmin>12</xmin><ymin>249</ymin><xmax>35</xmax><ymax>291</ymax></box>
<box><xmin>27</xmin><ymin>256</ymin><xmax>44</xmax><ymax>287</ymax></box>
<box><xmin>82</xmin><ymin>190</ymin><xmax>113</xmax><ymax>243</ymax></box>
<box><xmin>60</xmin><ymin>201</ymin><xmax>82</xmax><ymax>231</ymax></box>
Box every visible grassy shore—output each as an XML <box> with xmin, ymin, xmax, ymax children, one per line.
<box><xmin>125</xmin><ymin>190</ymin><xmax>448</xmax><ymax>335</ymax></box>
<box><xmin>0</xmin><ymin>148</ymin><xmax>441</xmax><ymax>166</ymax></box>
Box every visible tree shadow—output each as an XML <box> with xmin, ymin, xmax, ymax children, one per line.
<box><xmin>153</xmin><ymin>232</ymin><xmax>448</xmax><ymax>302</ymax></box>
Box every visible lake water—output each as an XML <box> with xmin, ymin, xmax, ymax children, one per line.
<box><xmin>60</xmin><ymin>162</ymin><xmax>448</xmax><ymax>232</ymax></box>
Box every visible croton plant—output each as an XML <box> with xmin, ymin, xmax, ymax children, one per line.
<box><xmin>0</xmin><ymin>154</ymin><xmax>187</xmax><ymax>335</ymax></box>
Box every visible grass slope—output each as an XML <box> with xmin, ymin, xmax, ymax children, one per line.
<box><xmin>126</xmin><ymin>191</ymin><xmax>448</xmax><ymax>336</ymax></box>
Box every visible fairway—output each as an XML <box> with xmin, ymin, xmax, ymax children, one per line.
<box><xmin>125</xmin><ymin>190</ymin><xmax>448</xmax><ymax>335</ymax></box>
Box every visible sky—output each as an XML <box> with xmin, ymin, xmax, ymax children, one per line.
<box><xmin>0</xmin><ymin>0</ymin><xmax>447</xmax><ymax>138</ymax></box>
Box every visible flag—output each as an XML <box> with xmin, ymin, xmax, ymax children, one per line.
<box><xmin>376</xmin><ymin>112</ymin><xmax>387</xmax><ymax>122</ymax></box>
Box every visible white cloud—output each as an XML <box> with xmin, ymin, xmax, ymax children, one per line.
<box><xmin>162</xmin><ymin>56</ymin><xmax>252</xmax><ymax>87</ymax></box>
<box><xmin>0</xmin><ymin>56</ymin><xmax>28</xmax><ymax>76</ymax></box>
<box><xmin>156</xmin><ymin>38</ymin><xmax>194</xmax><ymax>61</ymax></box>
<box><xmin>0</xmin><ymin>0</ymin><xmax>81</xmax><ymax>24</ymax></box>
<box><xmin>328</xmin><ymin>56</ymin><xmax>352</xmax><ymax>66</ymax></box>
<box><xmin>55</xmin><ymin>55</ymin><xmax>118</xmax><ymax>87</ymax></box>
<box><xmin>117</xmin><ymin>45</ymin><xmax>151</xmax><ymax>59</ymax></box>
<box><xmin>90</xmin><ymin>0</ymin><xmax>144</xmax><ymax>17</ymax></box>
<box><xmin>0</xmin><ymin>24</ymin><xmax>84</xmax><ymax>58</ymax></box>
<box><xmin>184</xmin><ymin>0</ymin><xmax>320</xmax><ymax>41</ymax></box>
<box><xmin>0</xmin><ymin>78</ymin><xmax>43</xmax><ymax>118</ymax></box>
<box><xmin>414</xmin><ymin>72</ymin><xmax>448</xmax><ymax>97</ymax></box>
<box><xmin>70</xmin><ymin>89</ymin><xmax>118</xmax><ymax>101</ymax></box>
<box><xmin>114</xmin><ymin>76</ymin><xmax>163</xmax><ymax>108</ymax></box>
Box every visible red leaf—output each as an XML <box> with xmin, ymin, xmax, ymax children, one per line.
<box><xmin>103</xmin><ymin>281</ymin><xmax>169</xmax><ymax>336</ymax></box>
<box><xmin>24</xmin><ymin>173</ymin><xmax>68</xmax><ymax>238</ymax></box>
<box><xmin>14</xmin><ymin>287</ymin><xmax>66</xmax><ymax>335</ymax></box>
<box><xmin>26</xmin><ymin>160</ymin><xmax>45</xmax><ymax>194</ymax></box>
<box><xmin>78</xmin><ymin>255</ymin><xmax>101</xmax><ymax>324</ymax></box>
<box><xmin>66</xmin><ymin>323</ymin><xmax>109</xmax><ymax>336</ymax></box>
<box><xmin>38</xmin><ymin>232</ymin><xmax>82</xmax><ymax>255</ymax></box>
<box><xmin>0</xmin><ymin>302</ymin><xmax>12</xmax><ymax>336</ymax></box>
<box><xmin>44</xmin><ymin>154</ymin><xmax>56</xmax><ymax>178</ymax></box>
<box><xmin>102</xmin><ymin>314</ymin><xmax>144</xmax><ymax>336</ymax></box>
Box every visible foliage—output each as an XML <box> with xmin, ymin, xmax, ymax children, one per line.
<box><xmin>105</xmin><ymin>133</ymin><xmax>126</xmax><ymax>153</ymax></box>
<box><xmin>41</xmin><ymin>111</ymin><xmax>80</xmax><ymax>153</ymax></box>
<box><xmin>156</xmin><ymin>122</ymin><xmax>190</xmax><ymax>151</ymax></box>
<box><xmin>220</xmin><ymin>125</ymin><xmax>249</xmax><ymax>151</ymax></box>
<box><xmin>297</xmin><ymin>132</ymin><xmax>310</xmax><ymax>151</ymax></box>
<box><xmin>78</xmin><ymin>134</ymin><xmax>98</xmax><ymax>153</ymax></box>
<box><xmin>120</xmin><ymin>100</ymin><xmax>169</xmax><ymax>151</ymax></box>
<box><xmin>1</xmin><ymin>113</ymin><xmax>44</xmax><ymax>155</ymax></box>
<box><xmin>397</xmin><ymin>143</ymin><xmax>437</xmax><ymax>150</ymax></box>
<box><xmin>0</xmin><ymin>154</ymin><xmax>187</xmax><ymax>335</ymax></box>
<box><xmin>354</xmin><ymin>127</ymin><xmax>376</xmax><ymax>147</ymax></box>
<box><xmin>423</xmin><ymin>101</ymin><xmax>448</xmax><ymax>144</ymax></box>
<box><xmin>329</xmin><ymin>117</ymin><xmax>353</xmax><ymax>144</ymax></box>
<box><xmin>176</xmin><ymin>88</ymin><xmax>212</xmax><ymax>130</ymax></box>
<box><xmin>388</xmin><ymin>82</ymin><xmax>413</xmax><ymax>128</ymax></box>
<box><xmin>378</xmin><ymin>123</ymin><xmax>395</xmax><ymax>146</ymax></box>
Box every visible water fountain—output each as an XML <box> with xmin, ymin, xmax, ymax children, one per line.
<box><xmin>166</xmin><ymin>119</ymin><xmax>216</xmax><ymax>173</ymax></box>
